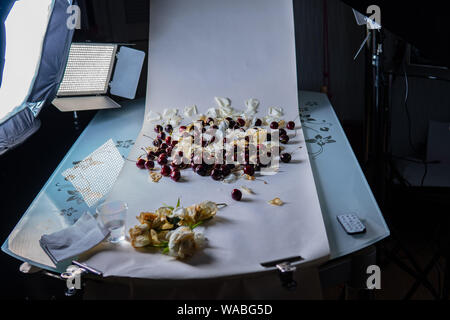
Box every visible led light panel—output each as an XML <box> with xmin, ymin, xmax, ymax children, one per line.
<box><xmin>57</xmin><ymin>43</ymin><xmax>117</xmax><ymax>96</ymax></box>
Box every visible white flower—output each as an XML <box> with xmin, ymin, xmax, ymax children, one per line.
<box><xmin>268</xmin><ymin>106</ymin><xmax>284</xmax><ymax>118</ymax></box>
<box><xmin>168</xmin><ymin>227</ymin><xmax>202</xmax><ymax>259</ymax></box>
<box><xmin>168</xmin><ymin>115</ymin><xmax>182</xmax><ymax>126</ymax></box>
<box><xmin>184</xmin><ymin>105</ymin><xmax>198</xmax><ymax>118</ymax></box>
<box><xmin>170</xmin><ymin>206</ymin><xmax>187</xmax><ymax>219</ymax></box>
<box><xmin>218</xmin><ymin>120</ymin><xmax>229</xmax><ymax>133</ymax></box>
<box><xmin>162</xmin><ymin>108</ymin><xmax>179</xmax><ymax>119</ymax></box>
<box><xmin>146</xmin><ymin>110</ymin><xmax>161</xmax><ymax>123</ymax></box>
<box><xmin>206</xmin><ymin>108</ymin><xmax>219</xmax><ymax>118</ymax></box>
<box><xmin>214</xmin><ymin>97</ymin><xmax>231</xmax><ymax>108</ymax></box>
<box><xmin>245</xmin><ymin>98</ymin><xmax>260</xmax><ymax>113</ymax></box>
<box><xmin>218</xmin><ymin>105</ymin><xmax>234</xmax><ymax>118</ymax></box>
<box><xmin>162</xmin><ymin>108</ymin><xmax>182</xmax><ymax>126</ymax></box>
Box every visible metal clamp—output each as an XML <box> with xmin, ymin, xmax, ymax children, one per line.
<box><xmin>60</xmin><ymin>261</ymin><xmax>103</xmax><ymax>297</ymax></box>
<box><xmin>261</xmin><ymin>256</ymin><xmax>303</xmax><ymax>290</ymax></box>
<box><xmin>276</xmin><ymin>262</ymin><xmax>297</xmax><ymax>290</ymax></box>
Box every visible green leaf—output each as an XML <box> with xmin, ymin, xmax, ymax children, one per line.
<box><xmin>190</xmin><ymin>217</ymin><xmax>213</xmax><ymax>230</ymax></box>
<box><xmin>162</xmin><ymin>247</ymin><xmax>169</xmax><ymax>254</ymax></box>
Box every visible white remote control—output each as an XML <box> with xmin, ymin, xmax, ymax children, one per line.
<box><xmin>337</xmin><ymin>214</ymin><xmax>366</xmax><ymax>235</ymax></box>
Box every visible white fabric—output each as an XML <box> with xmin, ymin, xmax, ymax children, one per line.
<box><xmin>81</xmin><ymin>0</ymin><xmax>330</xmax><ymax>280</ymax></box>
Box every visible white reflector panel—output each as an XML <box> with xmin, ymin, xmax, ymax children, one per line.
<box><xmin>57</xmin><ymin>43</ymin><xmax>117</xmax><ymax>96</ymax></box>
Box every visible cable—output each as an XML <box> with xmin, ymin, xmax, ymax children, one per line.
<box><xmin>403</xmin><ymin>67</ymin><xmax>429</xmax><ymax>187</ymax></box>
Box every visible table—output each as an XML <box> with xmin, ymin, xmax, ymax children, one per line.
<box><xmin>2</xmin><ymin>91</ymin><xmax>390</xmax><ymax>289</ymax></box>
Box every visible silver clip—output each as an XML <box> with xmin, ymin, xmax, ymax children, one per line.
<box><xmin>261</xmin><ymin>256</ymin><xmax>302</xmax><ymax>290</ymax></box>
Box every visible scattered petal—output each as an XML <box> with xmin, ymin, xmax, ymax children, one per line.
<box><xmin>150</xmin><ymin>172</ymin><xmax>162</xmax><ymax>183</ymax></box>
<box><xmin>241</xmin><ymin>186</ymin><xmax>254</xmax><ymax>194</ymax></box>
<box><xmin>268</xmin><ymin>197</ymin><xmax>284</xmax><ymax>206</ymax></box>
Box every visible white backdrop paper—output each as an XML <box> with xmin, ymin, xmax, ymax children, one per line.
<box><xmin>81</xmin><ymin>0</ymin><xmax>330</xmax><ymax>280</ymax></box>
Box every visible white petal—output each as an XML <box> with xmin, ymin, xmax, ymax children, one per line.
<box><xmin>206</xmin><ymin>108</ymin><xmax>219</xmax><ymax>118</ymax></box>
<box><xmin>268</xmin><ymin>107</ymin><xmax>284</xmax><ymax>118</ymax></box>
<box><xmin>184</xmin><ymin>105</ymin><xmax>198</xmax><ymax>118</ymax></box>
<box><xmin>163</xmin><ymin>108</ymin><xmax>179</xmax><ymax>119</ymax></box>
<box><xmin>223</xmin><ymin>173</ymin><xmax>238</xmax><ymax>184</ymax></box>
<box><xmin>146</xmin><ymin>110</ymin><xmax>161</xmax><ymax>122</ymax></box>
<box><xmin>169</xmin><ymin>115</ymin><xmax>182</xmax><ymax>126</ymax></box>
<box><xmin>245</xmin><ymin>98</ymin><xmax>260</xmax><ymax>112</ymax></box>
<box><xmin>214</xmin><ymin>97</ymin><xmax>231</xmax><ymax>108</ymax></box>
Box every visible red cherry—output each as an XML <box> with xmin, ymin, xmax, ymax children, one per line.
<box><xmin>243</xmin><ymin>165</ymin><xmax>255</xmax><ymax>176</ymax></box>
<box><xmin>232</xmin><ymin>189</ymin><xmax>242</xmax><ymax>201</ymax></box>
<box><xmin>280</xmin><ymin>134</ymin><xmax>290</xmax><ymax>144</ymax></box>
<box><xmin>165</xmin><ymin>124</ymin><xmax>173</xmax><ymax>134</ymax></box>
<box><xmin>211</xmin><ymin>169</ymin><xmax>223</xmax><ymax>181</ymax></box>
<box><xmin>157</xmin><ymin>154</ymin><xmax>168</xmax><ymax>165</ymax></box>
<box><xmin>165</xmin><ymin>136</ymin><xmax>172</xmax><ymax>145</ymax></box>
<box><xmin>287</xmin><ymin>121</ymin><xmax>295</xmax><ymax>130</ymax></box>
<box><xmin>170</xmin><ymin>169</ymin><xmax>181</xmax><ymax>182</ymax></box>
<box><xmin>154</xmin><ymin>125</ymin><xmax>163</xmax><ymax>133</ymax></box>
<box><xmin>136</xmin><ymin>158</ymin><xmax>146</xmax><ymax>169</ymax></box>
<box><xmin>280</xmin><ymin>153</ymin><xmax>292</xmax><ymax>163</ymax></box>
<box><xmin>145</xmin><ymin>160</ymin><xmax>155</xmax><ymax>170</ymax></box>
<box><xmin>179</xmin><ymin>126</ymin><xmax>187</xmax><ymax>133</ymax></box>
<box><xmin>270</xmin><ymin>122</ymin><xmax>279</xmax><ymax>129</ymax></box>
<box><xmin>237</xmin><ymin>118</ymin><xmax>246</xmax><ymax>127</ymax></box>
<box><xmin>161</xmin><ymin>165</ymin><xmax>171</xmax><ymax>176</ymax></box>
<box><xmin>157</xmin><ymin>132</ymin><xmax>166</xmax><ymax>140</ymax></box>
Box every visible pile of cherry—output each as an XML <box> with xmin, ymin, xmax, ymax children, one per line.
<box><xmin>136</xmin><ymin>117</ymin><xmax>296</xmax><ymax>190</ymax></box>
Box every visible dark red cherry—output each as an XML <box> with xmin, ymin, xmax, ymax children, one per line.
<box><xmin>270</xmin><ymin>122</ymin><xmax>279</xmax><ymax>130</ymax></box>
<box><xmin>165</xmin><ymin>136</ymin><xmax>172</xmax><ymax>145</ymax></box>
<box><xmin>280</xmin><ymin>153</ymin><xmax>292</xmax><ymax>163</ymax></box>
<box><xmin>171</xmin><ymin>140</ymin><xmax>178</xmax><ymax>147</ymax></box>
<box><xmin>165</xmin><ymin>124</ymin><xmax>173</xmax><ymax>134</ymax></box>
<box><xmin>154</xmin><ymin>125</ymin><xmax>163</xmax><ymax>133</ymax></box>
<box><xmin>211</xmin><ymin>169</ymin><xmax>223</xmax><ymax>181</ymax></box>
<box><xmin>280</xmin><ymin>134</ymin><xmax>290</xmax><ymax>144</ymax></box>
<box><xmin>287</xmin><ymin>121</ymin><xmax>295</xmax><ymax>130</ymax></box>
<box><xmin>157</xmin><ymin>153</ymin><xmax>168</xmax><ymax>165</ymax></box>
<box><xmin>157</xmin><ymin>132</ymin><xmax>166</xmax><ymax>140</ymax></box>
<box><xmin>170</xmin><ymin>169</ymin><xmax>181</xmax><ymax>182</ymax></box>
<box><xmin>237</xmin><ymin>118</ymin><xmax>246</xmax><ymax>127</ymax></box>
<box><xmin>195</xmin><ymin>164</ymin><xmax>208</xmax><ymax>176</ymax></box>
<box><xmin>279</xmin><ymin>128</ymin><xmax>287</xmax><ymax>136</ymax></box>
<box><xmin>221</xmin><ymin>165</ymin><xmax>231</xmax><ymax>177</ymax></box>
<box><xmin>153</xmin><ymin>139</ymin><xmax>162</xmax><ymax>147</ymax></box>
<box><xmin>147</xmin><ymin>151</ymin><xmax>156</xmax><ymax>161</ymax></box>
<box><xmin>160</xmin><ymin>143</ymin><xmax>168</xmax><ymax>150</ymax></box>
<box><xmin>161</xmin><ymin>165</ymin><xmax>171</xmax><ymax>176</ymax></box>
<box><xmin>254</xmin><ymin>118</ymin><xmax>262</xmax><ymax>127</ymax></box>
<box><xmin>243</xmin><ymin>165</ymin><xmax>255</xmax><ymax>176</ymax></box>
<box><xmin>145</xmin><ymin>160</ymin><xmax>155</xmax><ymax>170</ymax></box>
<box><xmin>179</xmin><ymin>126</ymin><xmax>187</xmax><ymax>133</ymax></box>
<box><xmin>178</xmin><ymin>151</ymin><xmax>184</xmax><ymax>157</ymax></box>
<box><xmin>136</xmin><ymin>158</ymin><xmax>146</xmax><ymax>169</ymax></box>
<box><xmin>231</xmin><ymin>189</ymin><xmax>242</xmax><ymax>201</ymax></box>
